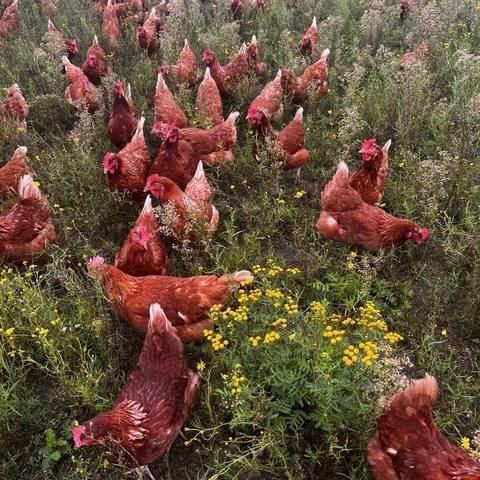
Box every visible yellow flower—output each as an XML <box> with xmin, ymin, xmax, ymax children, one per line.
<box><xmin>441</xmin><ymin>329</ymin><xmax>447</xmax><ymax>336</ymax></box>
<box><xmin>196</xmin><ymin>361</ymin><xmax>205</xmax><ymax>371</ymax></box>
<box><xmin>461</xmin><ymin>437</ymin><xmax>470</xmax><ymax>450</ymax></box>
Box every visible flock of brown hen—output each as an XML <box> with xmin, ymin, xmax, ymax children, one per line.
<box><xmin>1</xmin><ymin>0</ymin><xmax>477</xmax><ymax>478</ymax></box>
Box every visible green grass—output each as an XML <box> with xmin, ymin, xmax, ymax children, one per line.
<box><xmin>1</xmin><ymin>0</ymin><xmax>480</xmax><ymax>478</ymax></box>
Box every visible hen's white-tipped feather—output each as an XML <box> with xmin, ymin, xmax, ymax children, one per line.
<box><xmin>142</xmin><ymin>194</ymin><xmax>153</xmax><ymax>214</ymax></box>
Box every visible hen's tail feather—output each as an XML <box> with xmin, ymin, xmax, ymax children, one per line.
<box><xmin>132</xmin><ymin>116</ymin><xmax>145</xmax><ymax>141</ymax></box>
<box><xmin>148</xmin><ymin>303</ymin><xmax>172</xmax><ymax>336</ymax></box>
<box><xmin>227</xmin><ymin>111</ymin><xmax>240</xmax><ymax>124</ymax></box>
<box><xmin>156</xmin><ymin>71</ymin><xmax>168</xmax><ymax>91</ymax></box>
<box><xmin>320</xmin><ymin>48</ymin><xmax>330</xmax><ymax>61</ymax></box>
<box><xmin>141</xmin><ymin>194</ymin><xmax>153</xmax><ymax>214</ymax></box>
<box><xmin>382</xmin><ymin>139</ymin><xmax>392</xmax><ymax>152</ymax></box>
<box><xmin>231</xmin><ymin>270</ymin><xmax>253</xmax><ymax>286</ymax></box>
<box><xmin>294</xmin><ymin>107</ymin><xmax>304</xmax><ymax>122</ymax></box>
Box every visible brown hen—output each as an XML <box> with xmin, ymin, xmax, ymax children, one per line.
<box><xmin>0</xmin><ymin>83</ymin><xmax>29</xmax><ymax>130</ymax></box>
<box><xmin>0</xmin><ymin>0</ymin><xmax>20</xmax><ymax>38</ymax></box>
<box><xmin>159</xmin><ymin>39</ymin><xmax>200</xmax><ymax>87</ymax></box>
<box><xmin>300</xmin><ymin>16</ymin><xmax>319</xmax><ymax>56</ymax></box>
<box><xmin>103</xmin><ymin>116</ymin><xmax>151</xmax><ymax>201</ymax></box>
<box><xmin>202</xmin><ymin>44</ymin><xmax>250</xmax><ymax>99</ymax></box>
<box><xmin>252</xmin><ymin>107</ymin><xmax>309</xmax><ymax>181</ymax></box>
<box><xmin>348</xmin><ymin>138</ymin><xmax>392</xmax><ymax>205</ymax></box>
<box><xmin>145</xmin><ymin>161</ymin><xmax>219</xmax><ymax>243</ymax></box>
<box><xmin>246</xmin><ymin>69</ymin><xmax>283</xmax><ymax>130</ymax></box>
<box><xmin>152</xmin><ymin>111</ymin><xmax>239</xmax><ymax>166</ymax></box>
<box><xmin>149</xmin><ymin>121</ymin><xmax>198</xmax><ymax>190</ymax></box>
<box><xmin>0</xmin><ymin>174</ymin><xmax>56</xmax><ymax>262</ymax></box>
<box><xmin>316</xmin><ymin>160</ymin><xmax>429</xmax><ymax>251</ymax></box>
<box><xmin>62</xmin><ymin>56</ymin><xmax>102</xmax><ymax>114</ymax></box>
<box><xmin>102</xmin><ymin>0</ymin><xmax>122</xmax><ymax>56</ymax></box>
<box><xmin>107</xmin><ymin>79</ymin><xmax>138</xmax><ymax>148</ymax></box>
<box><xmin>367</xmin><ymin>374</ymin><xmax>480</xmax><ymax>480</ymax></box>
<box><xmin>114</xmin><ymin>195</ymin><xmax>169</xmax><ymax>276</ymax></box>
<box><xmin>87</xmin><ymin>256</ymin><xmax>253</xmax><ymax>341</ymax></box>
<box><xmin>0</xmin><ymin>146</ymin><xmax>33</xmax><ymax>200</ymax></box>
<box><xmin>72</xmin><ymin>303</ymin><xmax>199</xmax><ymax>478</ymax></box>
<box><xmin>82</xmin><ymin>35</ymin><xmax>112</xmax><ymax>86</ymax></box>
<box><xmin>195</xmin><ymin>66</ymin><xmax>224</xmax><ymax>127</ymax></box>
<box><xmin>280</xmin><ymin>47</ymin><xmax>330</xmax><ymax>103</ymax></box>
<box><xmin>47</xmin><ymin>19</ymin><xmax>78</xmax><ymax>60</ymax></box>
<box><xmin>135</xmin><ymin>7</ymin><xmax>159</xmax><ymax>59</ymax></box>
<box><xmin>153</xmin><ymin>70</ymin><xmax>188</xmax><ymax>128</ymax></box>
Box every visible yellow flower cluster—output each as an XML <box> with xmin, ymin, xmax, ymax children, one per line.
<box><xmin>264</xmin><ymin>331</ymin><xmax>281</xmax><ymax>343</ymax></box>
<box><xmin>310</xmin><ymin>301</ymin><xmax>327</xmax><ymax>321</ymax></box>
<box><xmin>203</xmin><ymin>329</ymin><xmax>229</xmax><ymax>350</ymax></box>
<box><xmin>286</xmin><ymin>267</ymin><xmax>300</xmax><ymax>275</ymax></box>
<box><xmin>220</xmin><ymin>305</ymin><xmax>249</xmax><ymax>322</ymax></box>
<box><xmin>265</xmin><ymin>288</ymin><xmax>284</xmax><ymax>299</ymax></box>
<box><xmin>252</xmin><ymin>264</ymin><xmax>266</xmax><ymax>275</ymax></box>
<box><xmin>249</xmin><ymin>335</ymin><xmax>261</xmax><ymax>346</ymax></box>
<box><xmin>357</xmin><ymin>301</ymin><xmax>388</xmax><ymax>331</ymax></box>
<box><xmin>284</xmin><ymin>296</ymin><xmax>298</xmax><ymax>314</ymax></box>
<box><xmin>267</xmin><ymin>265</ymin><xmax>283</xmax><ymax>277</ymax></box>
<box><xmin>383</xmin><ymin>332</ymin><xmax>404</xmax><ymax>344</ymax></box>
<box><xmin>359</xmin><ymin>342</ymin><xmax>378</xmax><ymax>366</ymax></box>
<box><xmin>323</xmin><ymin>326</ymin><xmax>346</xmax><ymax>344</ymax></box>
<box><xmin>272</xmin><ymin>317</ymin><xmax>287</xmax><ymax>328</ymax></box>
<box><xmin>342</xmin><ymin>345</ymin><xmax>359</xmax><ymax>366</ymax></box>
<box><xmin>229</xmin><ymin>374</ymin><xmax>246</xmax><ymax>395</ymax></box>
<box><xmin>32</xmin><ymin>327</ymin><xmax>49</xmax><ymax>338</ymax></box>
<box><xmin>209</xmin><ymin>303</ymin><xmax>223</xmax><ymax>320</ymax></box>
<box><xmin>342</xmin><ymin>317</ymin><xmax>356</xmax><ymax>326</ymax></box>
<box><xmin>237</xmin><ymin>288</ymin><xmax>262</xmax><ymax>303</ymax></box>
<box><xmin>1</xmin><ymin>327</ymin><xmax>15</xmax><ymax>338</ymax></box>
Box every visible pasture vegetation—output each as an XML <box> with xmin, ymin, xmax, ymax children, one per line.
<box><xmin>1</xmin><ymin>0</ymin><xmax>480</xmax><ymax>478</ymax></box>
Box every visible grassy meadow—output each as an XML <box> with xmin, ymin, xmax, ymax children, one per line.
<box><xmin>1</xmin><ymin>0</ymin><xmax>480</xmax><ymax>478</ymax></box>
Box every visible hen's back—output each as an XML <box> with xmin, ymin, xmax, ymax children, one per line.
<box><xmin>368</xmin><ymin>374</ymin><xmax>480</xmax><ymax>480</ymax></box>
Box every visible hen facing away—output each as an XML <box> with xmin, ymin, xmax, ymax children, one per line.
<box><xmin>107</xmin><ymin>79</ymin><xmax>138</xmax><ymax>149</ymax></box>
<box><xmin>195</xmin><ymin>66</ymin><xmax>224</xmax><ymax>127</ymax></box>
<box><xmin>300</xmin><ymin>16</ymin><xmax>319</xmax><ymax>56</ymax></box>
<box><xmin>0</xmin><ymin>0</ymin><xmax>20</xmax><ymax>38</ymax></box>
<box><xmin>88</xmin><ymin>256</ymin><xmax>252</xmax><ymax>342</ymax></box>
<box><xmin>72</xmin><ymin>303</ymin><xmax>199</xmax><ymax>478</ymax></box>
<box><xmin>103</xmin><ymin>116</ymin><xmax>151</xmax><ymax>201</ymax></box>
<box><xmin>367</xmin><ymin>374</ymin><xmax>480</xmax><ymax>480</ymax></box>
<box><xmin>316</xmin><ymin>161</ymin><xmax>429</xmax><ymax>252</ymax></box>
<box><xmin>159</xmin><ymin>39</ymin><xmax>200</xmax><ymax>88</ymax></box>
<box><xmin>0</xmin><ymin>83</ymin><xmax>29</xmax><ymax>130</ymax></box>
<box><xmin>153</xmin><ymin>70</ymin><xmax>188</xmax><ymax>128</ymax></box>
<box><xmin>0</xmin><ymin>174</ymin><xmax>56</xmax><ymax>262</ymax></box>
<box><xmin>348</xmin><ymin>138</ymin><xmax>392</xmax><ymax>205</ymax></box>
<box><xmin>145</xmin><ymin>161</ymin><xmax>219</xmax><ymax>244</ymax></box>
<box><xmin>114</xmin><ymin>194</ymin><xmax>169</xmax><ymax>277</ymax></box>
<box><xmin>0</xmin><ymin>146</ymin><xmax>33</xmax><ymax>200</ymax></box>
<box><xmin>102</xmin><ymin>0</ymin><xmax>122</xmax><ymax>56</ymax></box>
